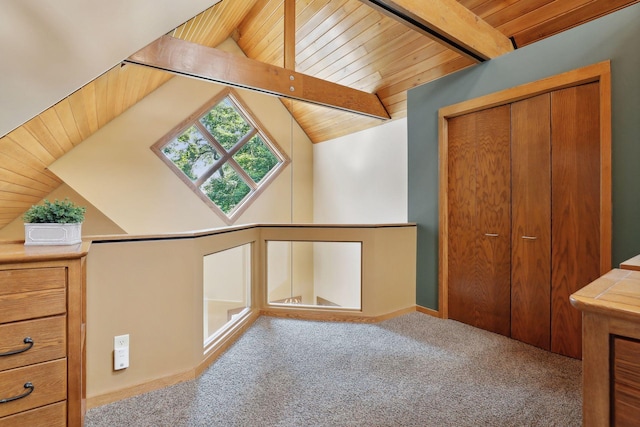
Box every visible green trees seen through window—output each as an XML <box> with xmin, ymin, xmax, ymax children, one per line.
<box><xmin>156</xmin><ymin>90</ymin><xmax>287</xmax><ymax>222</ymax></box>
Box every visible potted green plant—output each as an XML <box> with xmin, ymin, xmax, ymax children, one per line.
<box><xmin>23</xmin><ymin>198</ymin><xmax>86</xmax><ymax>246</ymax></box>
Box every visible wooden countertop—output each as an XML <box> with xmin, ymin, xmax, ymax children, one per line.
<box><xmin>571</xmin><ymin>269</ymin><xmax>640</xmax><ymax>322</ymax></box>
<box><xmin>620</xmin><ymin>254</ymin><xmax>640</xmax><ymax>271</ymax></box>
<box><xmin>0</xmin><ymin>241</ymin><xmax>91</xmax><ymax>263</ymax></box>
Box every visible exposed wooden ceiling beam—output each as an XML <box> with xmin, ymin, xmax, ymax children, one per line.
<box><xmin>359</xmin><ymin>0</ymin><xmax>513</xmax><ymax>61</ymax></box>
<box><xmin>126</xmin><ymin>36</ymin><xmax>390</xmax><ymax>120</ymax></box>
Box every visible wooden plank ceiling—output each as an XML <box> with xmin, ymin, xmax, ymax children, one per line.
<box><xmin>0</xmin><ymin>0</ymin><xmax>636</xmax><ymax>228</ymax></box>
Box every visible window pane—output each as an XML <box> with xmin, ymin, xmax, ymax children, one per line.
<box><xmin>155</xmin><ymin>90</ymin><xmax>289</xmax><ymax>223</ymax></box>
<box><xmin>200</xmin><ymin>163</ymin><xmax>252</xmax><ymax>214</ymax></box>
<box><xmin>199</xmin><ymin>98</ymin><xmax>251</xmax><ymax>151</ymax></box>
<box><xmin>267</xmin><ymin>241</ymin><xmax>362</xmax><ymax>309</ymax></box>
<box><xmin>233</xmin><ymin>134</ymin><xmax>280</xmax><ymax>183</ymax></box>
<box><xmin>203</xmin><ymin>244</ymin><xmax>251</xmax><ymax>345</ymax></box>
<box><xmin>162</xmin><ymin>126</ymin><xmax>219</xmax><ymax>182</ymax></box>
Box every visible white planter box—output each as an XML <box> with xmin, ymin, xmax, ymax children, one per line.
<box><xmin>24</xmin><ymin>223</ymin><xmax>82</xmax><ymax>246</ymax></box>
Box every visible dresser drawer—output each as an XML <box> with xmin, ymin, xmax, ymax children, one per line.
<box><xmin>0</xmin><ymin>267</ymin><xmax>66</xmax><ymax>295</ymax></box>
<box><xmin>0</xmin><ymin>401</ymin><xmax>66</xmax><ymax>427</ymax></box>
<box><xmin>0</xmin><ymin>316</ymin><xmax>66</xmax><ymax>372</ymax></box>
<box><xmin>0</xmin><ymin>359</ymin><xmax>66</xmax><ymax>418</ymax></box>
<box><xmin>0</xmin><ymin>289</ymin><xmax>66</xmax><ymax>324</ymax></box>
<box><xmin>613</xmin><ymin>337</ymin><xmax>640</xmax><ymax>426</ymax></box>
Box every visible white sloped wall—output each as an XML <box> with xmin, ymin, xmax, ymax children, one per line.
<box><xmin>312</xmin><ymin>118</ymin><xmax>409</xmax><ymax>307</ymax></box>
<box><xmin>0</xmin><ymin>0</ymin><xmax>219</xmax><ymax>138</ymax></box>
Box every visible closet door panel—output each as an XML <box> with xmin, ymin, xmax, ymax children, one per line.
<box><xmin>511</xmin><ymin>94</ymin><xmax>552</xmax><ymax>350</ymax></box>
<box><xmin>475</xmin><ymin>105</ymin><xmax>511</xmax><ymax>337</ymax></box>
<box><xmin>551</xmin><ymin>82</ymin><xmax>601</xmax><ymax>359</ymax></box>
<box><xmin>448</xmin><ymin>106</ymin><xmax>511</xmax><ymax>337</ymax></box>
<box><xmin>448</xmin><ymin>112</ymin><xmax>478</xmax><ymax>328</ymax></box>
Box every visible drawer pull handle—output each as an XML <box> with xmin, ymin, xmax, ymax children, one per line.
<box><xmin>0</xmin><ymin>382</ymin><xmax>34</xmax><ymax>404</ymax></box>
<box><xmin>484</xmin><ymin>233</ymin><xmax>499</xmax><ymax>237</ymax></box>
<box><xmin>522</xmin><ymin>236</ymin><xmax>538</xmax><ymax>240</ymax></box>
<box><xmin>0</xmin><ymin>337</ymin><xmax>34</xmax><ymax>357</ymax></box>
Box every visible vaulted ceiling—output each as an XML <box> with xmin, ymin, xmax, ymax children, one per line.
<box><xmin>0</xmin><ymin>0</ymin><xmax>637</xmax><ymax>228</ymax></box>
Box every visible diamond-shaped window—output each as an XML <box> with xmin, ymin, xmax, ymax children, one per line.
<box><xmin>162</xmin><ymin>126</ymin><xmax>220</xmax><ymax>182</ymax></box>
<box><xmin>232</xmin><ymin>135</ymin><xmax>280</xmax><ymax>184</ymax></box>
<box><xmin>153</xmin><ymin>89</ymin><xmax>290</xmax><ymax>224</ymax></box>
<box><xmin>199</xmin><ymin>98</ymin><xmax>251</xmax><ymax>151</ymax></box>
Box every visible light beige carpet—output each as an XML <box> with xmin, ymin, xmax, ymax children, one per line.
<box><xmin>86</xmin><ymin>312</ymin><xmax>582</xmax><ymax>426</ymax></box>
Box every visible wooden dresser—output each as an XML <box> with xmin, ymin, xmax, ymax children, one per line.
<box><xmin>0</xmin><ymin>242</ymin><xmax>89</xmax><ymax>427</ymax></box>
<box><xmin>620</xmin><ymin>254</ymin><xmax>640</xmax><ymax>271</ymax></box>
<box><xmin>571</xmin><ymin>265</ymin><xmax>640</xmax><ymax>426</ymax></box>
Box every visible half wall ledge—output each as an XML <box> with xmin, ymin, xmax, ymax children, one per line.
<box><xmin>84</xmin><ymin>223</ymin><xmax>417</xmax><ymax>408</ymax></box>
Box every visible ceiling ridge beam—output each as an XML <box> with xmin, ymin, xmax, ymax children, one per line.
<box><xmin>359</xmin><ymin>0</ymin><xmax>513</xmax><ymax>61</ymax></box>
<box><xmin>126</xmin><ymin>36</ymin><xmax>389</xmax><ymax>120</ymax></box>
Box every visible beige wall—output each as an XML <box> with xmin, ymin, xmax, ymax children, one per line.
<box><xmin>204</xmin><ymin>245</ymin><xmax>250</xmax><ymax>302</ymax></box>
<box><xmin>259</xmin><ymin>226</ymin><xmax>416</xmax><ymax>316</ymax></box>
<box><xmin>87</xmin><ymin>239</ymin><xmax>199</xmax><ymax>398</ymax></box>
<box><xmin>46</xmin><ymin>39</ymin><xmax>313</xmax><ymax>234</ymax></box>
<box><xmin>266</xmin><ymin>241</ymin><xmax>315</xmax><ymax>304</ymax></box>
<box><xmin>1</xmin><ymin>0</ymin><xmax>218</xmax><ymax>137</ymax></box>
<box><xmin>1</xmin><ymin>38</ymin><xmax>313</xmax><ymax>238</ymax></box>
<box><xmin>86</xmin><ymin>224</ymin><xmax>416</xmax><ymax>405</ymax></box>
<box><xmin>313</xmin><ymin>117</ymin><xmax>408</xmax><ymax>224</ymax></box>
<box><xmin>314</xmin><ymin>242</ymin><xmax>362</xmax><ymax>308</ymax></box>
<box><xmin>87</xmin><ymin>227</ymin><xmax>260</xmax><ymax>401</ymax></box>
<box><xmin>0</xmin><ymin>184</ymin><xmax>125</xmax><ymax>241</ymax></box>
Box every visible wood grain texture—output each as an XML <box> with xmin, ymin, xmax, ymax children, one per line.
<box><xmin>448</xmin><ymin>105</ymin><xmax>511</xmax><ymax>336</ymax></box>
<box><xmin>571</xmin><ymin>270</ymin><xmax>640</xmax><ymax>426</ymax></box>
<box><xmin>67</xmin><ymin>257</ymin><xmax>87</xmax><ymax>426</ymax></box>
<box><xmin>447</xmin><ymin>111</ymin><xmax>478</xmax><ymax>329</ymax></box>
<box><xmin>127</xmin><ymin>35</ymin><xmax>390</xmax><ymax>119</ymax></box>
<box><xmin>598</xmin><ymin>65</ymin><xmax>613</xmax><ymax>275</ymax></box>
<box><xmin>475</xmin><ymin>105</ymin><xmax>511</xmax><ymax>336</ymax></box>
<box><xmin>0</xmin><ymin>401</ymin><xmax>66</xmax><ymax>427</ymax></box>
<box><xmin>510</xmin><ymin>93</ymin><xmax>551</xmax><ymax>350</ymax></box>
<box><xmin>66</xmin><ymin>256</ymin><xmax>86</xmax><ymax>427</ymax></box>
<box><xmin>0</xmin><ymin>289</ymin><xmax>66</xmax><ymax>324</ymax></box>
<box><xmin>620</xmin><ymin>254</ymin><xmax>640</xmax><ymax>271</ymax></box>
<box><xmin>260</xmin><ymin>305</ymin><xmax>417</xmax><ymax>323</ymax></box>
<box><xmin>580</xmin><ymin>311</ymin><xmax>612</xmax><ymax>426</ymax></box>
<box><xmin>570</xmin><ymin>269</ymin><xmax>640</xmax><ymax>322</ymax></box>
<box><xmin>0</xmin><ymin>359</ymin><xmax>66</xmax><ymax>418</ymax></box>
<box><xmin>284</xmin><ymin>0</ymin><xmax>296</xmax><ymax>69</ymax></box>
<box><xmin>0</xmin><ymin>1</ymin><xmax>634</xmax><ymax>228</ymax></box>
<box><xmin>613</xmin><ymin>337</ymin><xmax>640</xmax><ymax>426</ymax></box>
<box><xmin>0</xmin><ymin>62</ymin><xmax>171</xmax><ymax>229</ymax></box>
<box><xmin>510</xmin><ymin>0</ymin><xmax>640</xmax><ymax>47</ymax></box>
<box><xmin>441</xmin><ymin>62</ymin><xmax>611</xmax><ymax>355</ymax></box>
<box><xmin>358</xmin><ymin>0</ymin><xmax>513</xmax><ymax>60</ymax></box>
<box><xmin>0</xmin><ymin>316</ymin><xmax>66</xmax><ymax>372</ymax></box>
<box><xmin>550</xmin><ymin>82</ymin><xmax>600</xmax><ymax>359</ymax></box>
<box><xmin>0</xmin><ymin>247</ymin><xmax>88</xmax><ymax>425</ymax></box>
<box><xmin>0</xmin><ymin>267</ymin><xmax>65</xmax><ymax>296</ymax></box>
<box><xmin>438</xmin><ymin>109</ymin><xmax>450</xmax><ymax>319</ymax></box>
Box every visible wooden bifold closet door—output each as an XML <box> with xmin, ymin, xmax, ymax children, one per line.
<box><xmin>447</xmin><ymin>82</ymin><xmax>601</xmax><ymax>359</ymax></box>
<box><xmin>511</xmin><ymin>93</ymin><xmax>552</xmax><ymax>351</ymax></box>
<box><xmin>550</xmin><ymin>82</ymin><xmax>601</xmax><ymax>358</ymax></box>
<box><xmin>447</xmin><ymin>105</ymin><xmax>511</xmax><ymax>337</ymax></box>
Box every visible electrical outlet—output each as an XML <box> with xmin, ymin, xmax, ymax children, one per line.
<box><xmin>114</xmin><ymin>334</ymin><xmax>129</xmax><ymax>370</ymax></box>
<box><xmin>114</xmin><ymin>334</ymin><xmax>129</xmax><ymax>349</ymax></box>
